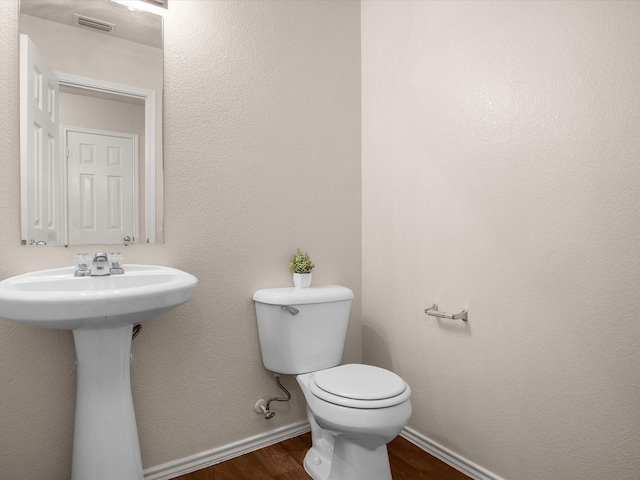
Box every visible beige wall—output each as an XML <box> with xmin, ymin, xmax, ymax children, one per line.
<box><xmin>362</xmin><ymin>1</ymin><xmax>640</xmax><ymax>479</ymax></box>
<box><xmin>0</xmin><ymin>1</ymin><xmax>361</xmax><ymax>478</ymax></box>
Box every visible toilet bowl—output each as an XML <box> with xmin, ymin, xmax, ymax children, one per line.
<box><xmin>297</xmin><ymin>364</ymin><xmax>412</xmax><ymax>480</ymax></box>
<box><xmin>253</xmin><ymin>286</ymin><xmax>412</xmax><ymax>480</ymax></box>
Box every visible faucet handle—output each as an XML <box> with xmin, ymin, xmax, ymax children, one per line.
<box><xmin>74</xmin><ymin>253</ymin><xmax>92</xmax><ymax>276</ymax></box>
<box><xmin>108</xmin><ymin>252</ymin><xmax>124</xmax><ymax>274</ymax></box>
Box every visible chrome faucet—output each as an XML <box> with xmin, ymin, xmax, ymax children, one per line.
<box><xmin>90</xmin><ymin>252</ymin><xmax>110</xmax><ymax>276</ymax></box>
<box><xmin>74</xmin><ymin>252</ymin><xmax>125</xmax><ymax>276</ymax></box>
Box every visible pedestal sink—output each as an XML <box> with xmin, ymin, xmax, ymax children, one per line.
<box><xmin>0</xmin><ymin>264</ymin><xmax>197</xmax><ymax>480</ymax></box>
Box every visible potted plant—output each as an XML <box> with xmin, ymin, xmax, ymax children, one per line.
<box><xmin>290</xmin><ymin>248</ymin><xmax>315</xmax><ymax>288</ymax></box>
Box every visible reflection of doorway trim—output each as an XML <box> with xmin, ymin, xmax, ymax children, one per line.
<box><xmin>62</xmin><ymin>126</ymin><xmax>139</xmax><ymax>246</ymax></box>
<box><xmin>56</xmin><ymin>72</ymin><xmax>157</xmax><ymax>243</ymax></box>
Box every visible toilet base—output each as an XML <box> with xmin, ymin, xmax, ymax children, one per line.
<box><xmin>304</xmin><ymin>440</ymin><xmax>392</xmax><ymax>480</ymax></box>
<box><xmin>303</xmin><ymin>438</ymin><xmax>332</xmax><ymax>480</ymax></box>
<box><xmin>304</xmin><ymin>406</ymin><xmax>392</xmax><ymax>480</ymax></box>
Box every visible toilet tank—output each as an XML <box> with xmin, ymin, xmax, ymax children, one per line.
<box><xmin>253</xmin><ymin>285</ymin><xmax>354</xmax><ymax>374</ymax></box>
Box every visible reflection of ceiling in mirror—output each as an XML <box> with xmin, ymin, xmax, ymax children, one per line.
<box><xmin>20</xmin><ymin>0</ymin><xmax>162</xmax><ymax>49</ymax></box>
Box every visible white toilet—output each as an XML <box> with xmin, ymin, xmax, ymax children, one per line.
<box><xmin>253</xmin><ymin>285</ymin><xmax>412</xmax><ymax>480</ymax></box>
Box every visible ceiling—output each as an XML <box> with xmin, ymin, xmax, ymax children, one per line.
<box><xmin>20</xmin><ymin>0</ymin><xmax>163</xmax><ymax>49</ymax></box>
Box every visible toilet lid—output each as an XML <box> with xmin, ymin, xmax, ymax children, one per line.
<box><xmin>310</xmin><ymin>364</ymin><xmax>410</xmax><ymax>409</ymax></box>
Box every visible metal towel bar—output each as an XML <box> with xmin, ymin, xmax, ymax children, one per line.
<box><xmin>425</xmin><ymin>304</ymin><xmax>468</xmax><ymax>322</ymax></box>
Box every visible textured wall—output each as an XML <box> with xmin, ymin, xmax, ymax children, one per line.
<box><xmin>0</xmin><ymin>1</ymin><xmax>361</xmax><ymax>478</ymax></box>
<box><xmin>362</xmin><ymin>1</ymin><xmax>640</xmax><ymax>478</ymax></box>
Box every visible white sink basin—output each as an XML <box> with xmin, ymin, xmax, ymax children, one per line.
<box><xmin>0</xmin><ymin>264</ymin><xmax>197</xmax><ymax>480</ymax></box>
<box><xmin>0</xmin><ymin>264</ymin><xmax>197</xmax><ymax>330</ymax></box>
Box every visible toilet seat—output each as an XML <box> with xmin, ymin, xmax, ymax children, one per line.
<box><xmin>309</xmin><ymin>364</ymin><xmax>411</xmax><ymax>409</ymax></box>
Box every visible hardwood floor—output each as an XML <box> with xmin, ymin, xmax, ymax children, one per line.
<box><xmin>173</xmin><ymin>432</ymin><xmax>470</xmax><ymax>480</ymax></box>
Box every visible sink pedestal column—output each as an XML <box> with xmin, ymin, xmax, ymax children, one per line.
<box><xmin>72</xmin><ymin>324</ymin><xmax>143</xmax><ymax>480</ymax></box>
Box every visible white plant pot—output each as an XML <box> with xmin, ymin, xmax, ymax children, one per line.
<box><xmin>293</xmin><ymin>273</ymin><xmax>312</xmax><ymax>288</ymax></box>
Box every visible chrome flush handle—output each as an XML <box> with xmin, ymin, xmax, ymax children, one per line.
<box><xmin>280</xmin><ymin>305</ymin><xmax>300</xmax><ymax>316</ymax></box>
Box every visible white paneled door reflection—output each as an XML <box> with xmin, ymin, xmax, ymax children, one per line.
<box><xmin>66</xmin><ymin>129</ymin><xmax>138</xmax><ymax>245</ymax></box>
<box><xmin>20</xmin><ymin>34</ymin><xmax>60</xmax><ymax>246</ymax></box>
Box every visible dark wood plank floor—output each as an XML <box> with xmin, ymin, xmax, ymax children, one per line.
<box><xmin>173</xmin><ymin>432</ymin><xmax>470</xmax><ymax>480</ymax></box>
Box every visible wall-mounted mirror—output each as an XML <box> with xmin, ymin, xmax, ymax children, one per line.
<box><xmin>19</xmin><ymin>0</ymin><xmax>164</xmax><ymax>246</ymax></box>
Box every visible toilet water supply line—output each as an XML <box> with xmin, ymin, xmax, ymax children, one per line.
<box><xmin>132</xmin><ymin>324</ymin><xmax>142</xmax><ymax>340</ymax></box>
<box><xmin>253</xmin><ymin>305</ymin><xmax>297</xmax><ymax>419</ymax></box>
<box><xmin>259</xmin><ymin>373</ymin><xmax>292</xmax><ymax>419</ymax></box>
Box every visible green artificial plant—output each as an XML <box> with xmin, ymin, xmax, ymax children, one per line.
<box><xmin>290</xmin><ymin>248</ymin><xmax>315</xmax><ymax>274</ymax></box>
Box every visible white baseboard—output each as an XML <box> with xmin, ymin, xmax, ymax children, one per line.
<box><xmin>401</xmin><ymin>426</ymin><xmax>503</xmax><ymax>480</ymax></box>
<box><xmin>143</xmin><ymin>420</ymin><xmax>311</xmax><ymax>480</ymax></box>
<box><xmin>144</xmin><ymin>421</ymin><xmax>501</xmax><ymax>480</ymax></box>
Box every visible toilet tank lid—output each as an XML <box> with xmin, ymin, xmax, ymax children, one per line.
<box><xmin>253</xmin><ymin>285</ymin><xmax>354</xmax><ymax>305</ymax></box>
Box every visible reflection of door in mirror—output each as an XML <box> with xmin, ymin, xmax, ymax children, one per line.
<box><xmin>66</xmin><ymin>129</ymin><xmax>138</xmax><ymax>245</ymax></box>
<box><xmin>20</xmin><ymin>34</ymin><xmax>144</xmax><ymax>246</ymax></box>
<box><xmin>60</xmin><ymin>85</ymin><xmax>146</xmax><ymax>245</ymax></box>
<box><xmin>20</xmin><ymin>34</ymin><xmax>61</xmax><ymax>246</ymax></box>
